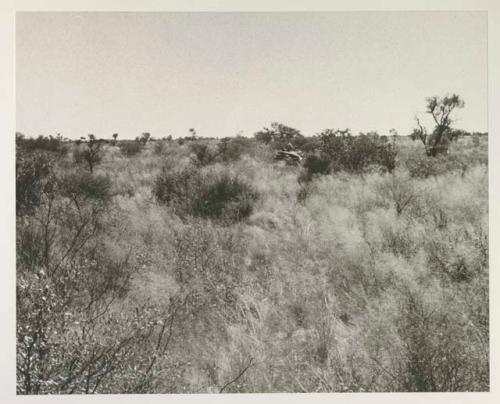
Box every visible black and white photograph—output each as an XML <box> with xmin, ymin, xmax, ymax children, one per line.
<box><xmin>3</xmin><ymin>0</ymin><xmax>500</xmax><ymax>400</ymax></box>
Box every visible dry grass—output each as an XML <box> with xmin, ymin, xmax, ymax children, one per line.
<box><xmin>16</xmin><ymin>136</ymin><xmax>489</xmax><ymax>393</ymax></box>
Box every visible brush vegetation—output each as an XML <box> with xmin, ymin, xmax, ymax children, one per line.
<box><xmin>16</xmin><ymin>124</ymin><xmax>488</xmax><ymax>393</ymax></box>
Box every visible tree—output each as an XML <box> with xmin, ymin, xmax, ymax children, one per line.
<box><xmin>112</xmin><ymin>133</ymin><xmax>118</xmax><ymax>145</ymax></box>
<box><xmin>82</xmin><ymin>134</ymin><xmax>103</xmax><ymax>174</ymax></box>
<box><xmin>254</xmin><ymin>122</ymin><xmax>304</xmax><ymax>149</ymax></box>
<box><xmin>188</xmin><ymin>128</ymin><xmax>197</xmax><ymax>141</ymax></box>
<box><xmin>411</xmin><ymin>94</ymin><xmax>465</xmax><ymax>157</ymax></box>
<box><xmin>140</xmin><ymin>132</ymin><xmax>151</xmax><ymax>145</ymax></box>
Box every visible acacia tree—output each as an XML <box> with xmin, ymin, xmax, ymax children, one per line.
<box><xmin>140</xmin><ymin>132</ymin><xmax>151</xmax><ymax>145</ymax></box>
<box><xmin>254</xmin><ymin>122</ymin><xmax>304</xmax><ymax>149</ymax></box>
<box><xmin>83</xmin><ymin>134</ymin><xmax>103</xmax><ymax>174</ymax></box>
<box><xmin>411</xmin><ymin>94</ymin><xmax>465</xmax><ymax>156</ymax></box>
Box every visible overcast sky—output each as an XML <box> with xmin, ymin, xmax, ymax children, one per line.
<box><xmin>16</xmin><ymin>12</ymin><xmax>487</xmax><ymax>139</ymax></box>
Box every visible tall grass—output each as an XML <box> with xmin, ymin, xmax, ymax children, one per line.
<box><xmin>16</xmin><ymin>136</ymin><xmax>488</xmax><ymax>393</ymax></box>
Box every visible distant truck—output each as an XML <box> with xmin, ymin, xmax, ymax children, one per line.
<box><xmin>274</xmin><ymin>150</ymin><xmax>304</xmax><ymax>165</ymax></box>
<box><xmin>274</xmin><ymin>143</ymin><xmax>304</xmax><ymax>165</ymax></box>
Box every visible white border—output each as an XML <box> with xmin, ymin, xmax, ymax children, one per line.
<box><xmin>1</xmin><ymin>1</ymin><xmax>498</xmax><ymax>403</ymax></box>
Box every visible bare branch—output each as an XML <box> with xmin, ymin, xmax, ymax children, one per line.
<box><xmin>219</xmin><ymin>357</ymin><xmax>254</xmax><ymax>393</ymax></box>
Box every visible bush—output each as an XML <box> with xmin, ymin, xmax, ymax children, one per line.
<box><xmin>58</xmin><ymin>171</ymin><xmax>112</xmax><ymax>204</ymax></box>
<box><xmin>119</xmin><ymin>141</ymin><xmax>143</xmax><ymax>157</ymax></box>
<box><xmin>393</xmin><ymin>290</ymin><xmax>488</xmax><ymax>391</ymax></box>
<box><xmin>404</xmin><ymin>153</ymin><xmax>469</xmax><ymax>178</ymax></box>
<box><xmin>153</xmin><ymin>166</ymin><xmax>258</xmax><ymax>224</ymax></box>
<box><xmin>16</xmin><ymin>133</ymin><xmax>67</xmax><ymax>156</ymax></box>
<box><xmin>375</xmin><ymin>170</ymin><xmax>421</xmax><ymax>217</ymax></box>
<box><xmin>153</xmin><ymin>140</ymin><xmax>168</xmax><ymax>155</ymax></box>
<box><xmin>16</xmin><ymin>151</ymin><xmax>56</xmax><ymax>216</ymax></box>
<box><xmin>189</xmin><ymin>141</ymin><xmax>219</xmax><ymax>166</ymax></box>
<box><xmin>217</xmin><ymin>136</ymin><xmax>255</xmax><ymax>162</ymax></box>
<box><xmin>299</xmin><ymin>153</ymin><xmax>332</xmax><ymax>183</ymax></box>
<box><xmin>73</xmin><ymin>137</ymin><xmax>104</xmax><ymax>173</ymax></box>
<box><xmin>319</xmin><ymin>130</ymin><xmax>397</xmax><ymax>173</ymax></box>
<box><xmin>193</xmin><ymin>174</ymin><xmax>257</xmax><ymax>222</ymax></box>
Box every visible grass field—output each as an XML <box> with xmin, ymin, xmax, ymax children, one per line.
<box><xmin>16</xmin><ymin>134</ymin><xmax>488</xmax><ymax>393</ymax></box>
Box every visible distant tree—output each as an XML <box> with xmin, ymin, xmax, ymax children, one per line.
<box><xmin>188</xmin><ymin>128</ymin><xmax>197</xmax><ymax>141</ymax></box>
<box><xmin>411</xmin><ymin>94</ymin><xmax>465</xmax><ymax>156</ymax></box>
<box><xmin>81</xmin><ymin>134</ymin><xmax>103</xmax><ymax>174</ymax></box>
<box><xmin>254</xmin><ymin>122</ymin><xmax>305</xmax><ymax>149</ymax></box>
<box><xmin>140</xmin><ymin>132</ymin><xmax>151</xmax><ymax>145</ymax></box>
<box><xmin>112</xmin><ymin>133</ymin><xmax>118</xmax><ymax>145</ymax></box>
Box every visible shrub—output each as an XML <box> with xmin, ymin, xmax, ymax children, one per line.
<box><xmin>153</xmin><ymin>140</ymin><xmax>167</xmax><ymax>155</ymax></box>
<box><xmin>299</xmin><ymin>153</ymin><xmax>331</xmax><ymax>183</ymax></box>
<box><xmin>16</xmin><ymin>151</ymin><xmax>56</xmax><ymax>216</ymax></box>
<box><xmin>189</xmin><ymin>141</ymin><xmax>219</xmax><ymax>166</ymax></box>
<box><xmin>193</xmin><ymin>174</ymin><xmax>257</xmax><ymax>222</ymax></box>
<box><xmin>318</xmin><ymin>130</ymin><xmax>397</xmax><ymax>173</ymax></box>
<box><xmin>58</xmin><ymin>171</ymin><xmax>112</xmax><ymax>204</ymax></box>
<box><xmin>73</xmin><ymin>136</ymin><xmax>104</xmax><ymax>173</ymax></box>
<box><xmin>393</xmin><ymin>290</ymin><xmax>488</xmax><ymax>391</ymax></box>
<box><xmin>139</xmin><ymin>132</ymin><xmax>151</xmax><ymax>144</ymax></box>
<box><xmin>153</xmin><ymin>166</ymin><xmax>258</xmax><ymax>224</ymax></box>
<box><xmin>119</xmin><ymin>141</ymin><xmax>143</xmax><ymax>157</ymax></box>
<box><xmin>16</xmin><ymin>133</ymin><xmax>67</xmax><ymax>156</ymax></box>
<box><xmin>375</xmin><ymin>170</ymin><xmax>421</xmax><ymax>217</ymax></box>
<box><xmin>404</xmin><ymin>153</ymin><xmax>469</xmax><ymax>178</ymax></box>
<box><xmin>217</xmin><ymin>136</ymin><xmax>255</xmax><ymax>162</ymax></box>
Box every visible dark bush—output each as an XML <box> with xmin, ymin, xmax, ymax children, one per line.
<box><xmin>319</xmin><ymin>130</ymin><xmax>397</xmax><ymax>173</ymax></box>
<box><xmin>16</xmin><ymin>133</ymin><xmax>67</xmax><ymax>156</ymax></box>
<box><xmin>189</xmin><ymin>141</ymin><xmax>218</xmax><ymax>166</ymax></box>
<box><xmin>299</xmin><ymin>153</ymin><xmax>332</xmax><ymax>183</ymax></box>
<box><xmin>404</xmin><ymin>153</ymin><xmax>474</xmax><ymax>178</ymax></box>
<box><xmin>217</xmin><ymin>136</ymin><xmax>255</xmax><ymax>162</ymax></box>
<box><xmin>16</xmin><ymin>151</ymin><xmax>56</xmax><ymax>216</ymax></box>
<box><xmin>59</xmin><ymin>171</ymin><xmax>112</xmax><ymax>203</ymax></box>
<box><xmin>193</xmin><ymin>174</ymin><xmax>257</xmax><ymax>222</ymax></box>
<box><xmin>153</xmin><ymin>166</ymin><xmax>258</xmax><ymax>224</ymax></box>
<box><xmin>153</xmin><ymin>165</ymin><xmax>200</xmax><ymax>207</ymax></box>
<box><xmin>119</xmin><ymin>141</ymin><xmax>143</xmax><ymax>157</ymax></box>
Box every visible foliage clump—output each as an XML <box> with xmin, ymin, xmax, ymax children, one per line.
<box><xmin>189</xmin><ymin>141</ymin><xmax>219</xmax><ymax>166</ymax></box>
<box><xmin>298</xmin><ymin>130</ymin><xmax>397</xmax><ymax>181</ymax></box>
<box><xmin>119</xmin><ymin>141</ymin><xmax>143</xmax><ymax>157</ymax></box>
<box><xmin>59</xmin><ymin>171</ymin><xmax>112</xmax><ymax>203</ymax></box>
<box><xmin>153</xmin><ymin>165</ymin><xmax>258</xmax><ymax>224</ymax></box>
<box><xmin>16</xmin><ymin>151</ymin><xmax>56</xmax><ymax>216</ymax></box>
<box><xmin>411</xmin><ymin>94</ymin><xmax>465</xmax><ymax>156</ymax></box>
<box><xmin>16</xmin><ymin>133</ymin><xmax>68</xmax><ymax>155</ymax></box>
<box><xmin>73</xmin><ymin>135</ymin><xmax>104</xmax><ymax>173</ymax></box>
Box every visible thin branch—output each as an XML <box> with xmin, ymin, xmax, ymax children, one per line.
<box><xmin>219</xmin><ymin>357</ymin><xmax>254</xmax><ymax>393</ymax></box>
<box><xmin>369</xmin><ymin>356</ymin><xmax>398</xmax><ymax>383</ymax></box>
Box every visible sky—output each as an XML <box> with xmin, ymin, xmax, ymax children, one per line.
<box><xmin>16</xmin><ymin>12</ymin><xmax>487</xmax><ymax>139</ymax></box>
